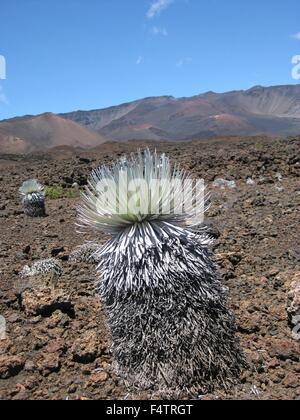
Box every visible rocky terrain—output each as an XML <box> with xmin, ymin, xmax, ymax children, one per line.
<box><xmin>0</xmin><ymin>136</ymin><xmax>299</xmax><ymax>400</ymax></box>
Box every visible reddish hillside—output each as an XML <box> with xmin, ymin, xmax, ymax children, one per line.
<box><xmin>0</xmin><ymin>113</ymin><xmax>107</xmax><ymax>154</ymax></box>
<box><xmin>60</xmin><ymin>85</ymin><xmax>300</xmax><ymax>141</ymax></box>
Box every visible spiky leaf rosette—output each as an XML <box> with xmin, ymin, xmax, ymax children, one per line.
<box><xmin>78</xmin><ymin>149</ymin><xmax>244</xmax><ymax>394</ymax></box>
<box><xmin>78</xmin><ymin>149</ymin><xmax>209</xmax><ymax>236</ymax></box>
<box><xmin>19</xmin><ymin>179</ymin><xmax>46</xmax><ymax>217</ymax></box>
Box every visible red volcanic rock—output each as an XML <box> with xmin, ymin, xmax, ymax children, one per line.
<box><xmin>0</xmin><ymin>355</ymin><xmax>25</xmax><ymax>379</ymax></box>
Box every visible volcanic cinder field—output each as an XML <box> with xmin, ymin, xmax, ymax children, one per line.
<box><xmin>0</xmin><ymin>136</ymin><xmax>299</xmax><ymax>400</ymax></box>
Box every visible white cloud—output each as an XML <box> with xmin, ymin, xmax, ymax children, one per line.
<box><xmin>291</xmin><ymin>32</ymin><xmax>300</xmax><ymax>40</ymax></box>
<box><xmin>146</xmin><ymin>0</ymin><xmax>174</xmax><ymax>19</ymax></box>
<box><xmin>176</xmin><ymin>57</ymin><xmax>192</xmax><ymax>67</ymax></box>
<box><xmin>0</xmin><ymin>55</ymin><xmax>6</xmax><ymax>80</ymax></box>
<box><xmin>151</xmin><ymin>26</ymin><xmax>168</xmax><ymax>36</ymax></box>
<box><xmin>136</xmin><ymin>56</ymin><xmax>144</xmax><ymax>65</ymax></box>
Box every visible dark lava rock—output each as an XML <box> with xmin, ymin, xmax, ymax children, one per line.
<box><xmin>37</xmin><ymin>354</ymin><xmax>61</xmax><ymax>376</ymax></box>
<box><xmin>71</xmin><ymin>330</ymin><xmax>100</xmax><ymax>364</ymax></box>
<box><xmin>0</xmin><ymin>355</ymin><xmax>25</xmax><ymax>379</ymax></box>
<box><xmin>51</xmin><ymin>247</ymin><xmax>65</xmax><ymax>257</ymax></box>
<box><xmin>21</xmin><ymin>289</ymin><xmax>75</xmax><ymax>318</ymax></box>
<box><xmin>268</xmin><ymin>339</ymin><xmax>300</xmax><ymax>362</ymax></box>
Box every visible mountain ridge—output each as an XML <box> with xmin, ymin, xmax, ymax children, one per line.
<box><xmin>59</xmin><ymin>84</ymin><xmax>300</xmax><ymax>141</ymax></box>
<box><xmin>1</xmin><ymin>84</ymin><xmax>300</xmax><ymax>153</ymax></box>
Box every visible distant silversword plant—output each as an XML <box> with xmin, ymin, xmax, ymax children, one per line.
<box><xmin>20</xmin><ymin>258</ymin><xmax>63</xmax><ymax>278</ymax></box>
<box><xmin>78</xmin><ymin>149</ymin><xmax>244</xmax><ymax>393</ymax></box>
<box><xmin>69</xmin><ymin>242</ymin><xmax>101</xmax><ymax>264</ymax></box>
<box><xmin>19</xmin><ymin>179</ymin><xmax>46</xmax><ymax>217</ymax></box>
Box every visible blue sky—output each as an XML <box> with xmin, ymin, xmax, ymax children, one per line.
<box><xmin>0</xmin><ymin>0</ymin><xmax>300</xmax><ymax>120</ymax></box>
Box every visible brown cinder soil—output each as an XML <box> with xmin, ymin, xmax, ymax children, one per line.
<box><xmin>0</xmin><ymin>136</ymin><xmax>299</xmax><ymax>400</ymax></box>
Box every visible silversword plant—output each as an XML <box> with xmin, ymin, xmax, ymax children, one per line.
<box><xmin>19</xmin><ymin>179</ymin><xmax>46</xmax><ymax>217</ymax></box>
<box><xmin>78</xmin><ymin>149</ymin><xmax>244</xmax><ymax>393</ymax></box>
<box><xmin>20</xmin><ymin>258</ymin><xmax>63</xmax><ymax>278</ymax></box>
<box><xmin>69</xmin><ymin>242</ymin><xmax>101</xmax><ymax>264</ymax></box>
